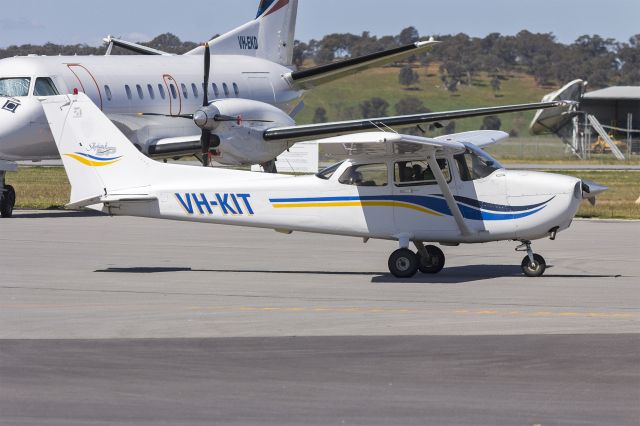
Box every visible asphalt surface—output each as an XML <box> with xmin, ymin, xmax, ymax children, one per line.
<box><xmin>1</xmin><ymin>211</ymin><xmax>639</xmax><ymax>425</ymax></box>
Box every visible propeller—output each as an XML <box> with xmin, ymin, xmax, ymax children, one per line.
<box><xmin>200</xmin><ymin>43</ymin><xmax>214</xmax><ymax>166</ymax></box>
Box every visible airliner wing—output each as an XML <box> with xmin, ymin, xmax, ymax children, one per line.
<box><xmin>285</xmin><ymin>41</ymin><xmax>439</xmax><ymax>89</ymax></box>
<box><xmin>264</xmin><ymin>101</ymin><xmax>564</xmax><ymax>143</ymax></box>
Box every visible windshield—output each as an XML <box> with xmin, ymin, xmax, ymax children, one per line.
<box><xmin>455</xmin><ymin>146</ymin><xmax>503</xmax><ymax>181</ymax></box>
<box><xmin>0</xmin><ymin>77</ymin><xmax>31</xmax><ymax>97</ymax></box>
<box><xmin>316</xmin><ymin>161</ymin><xmax>344</xmax><ymax>180</ymax></box>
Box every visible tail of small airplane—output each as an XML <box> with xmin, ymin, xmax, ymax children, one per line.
<box><xmin>186</xmin><ymin>0</ymin><xmax>298</xmax><ymax>66</ymax></box>
<box><xmin>42</xmin><ymin>94</ymin><xmax>157</xmax><ymax>208</ymax></box>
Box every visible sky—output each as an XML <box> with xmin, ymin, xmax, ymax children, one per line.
<box><xmin>1</xmin><ymin>0</ymin><xmax>638</xmax><ymax>48</ymax></box>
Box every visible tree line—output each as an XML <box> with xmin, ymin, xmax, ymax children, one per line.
<box><xmin>1</xmin><ymin>28</ymin><xmax>638</xmax><ymax>89</ymax></box>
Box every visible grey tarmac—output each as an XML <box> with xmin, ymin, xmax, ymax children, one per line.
<box><xmin>0</xmin><ymin>211</ymin><xmax>639</xmax><ymax>425</ymax></box>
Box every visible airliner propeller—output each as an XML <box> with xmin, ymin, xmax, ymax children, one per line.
<box><xmin>199</xmin><ymin>44</ymin><xmax>215</xmax><ymax>166</ymax></box>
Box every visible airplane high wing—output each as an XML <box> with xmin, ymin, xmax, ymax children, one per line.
<box><xmin>262</xmin><ymin>101</ymin><xmax>565</xmax><ymax>143</ymax></box>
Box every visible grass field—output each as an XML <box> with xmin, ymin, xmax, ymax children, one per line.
<box><xmin>296</xmin><ymin>64</ymin><xmax>553</xmax><ymax>134</ymax></box>
<box><xmin>6</xmin><ymin>167</ymin><xmax>639</xmax><ymax>219</ymax></box>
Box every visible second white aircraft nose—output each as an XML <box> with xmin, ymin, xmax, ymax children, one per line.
<box><xmin>0</xmin><ymin>97</ymin><xmax>58</xmax><ymax>161</ymax></box>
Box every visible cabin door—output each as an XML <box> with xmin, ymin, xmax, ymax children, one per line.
<box><xmin>66</xmin><ymin>64</ymin><xmax>103</xmax><ymax>110</ymax></box>
<box><xmin>163</xmin><ymin>74</ymin><xmax>182</xmax><ymax>116</ymax></box>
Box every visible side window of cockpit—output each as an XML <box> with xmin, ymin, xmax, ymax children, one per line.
<box><xmin>395</xmin><ymin>159</ymin><xmax>450</xmax><ymax>186</ymax></box>
<box><xmin>339</xmin><ymin>163</ymin><xmax>388</xmax><ymax>187</ymax></box>
<box><xmin>454</xmin><ymin>151</ymin><xmax>498</xmax><ymax>181</ymax></box>
<box><xmin>0</xmin><ymin>78</ymin><xmax>31</xmax><ymax>97</ymax></box>
<box><xmin>33</xmin><ymin>78</ymin><xmax>59</xmax><ymax>96</ymax></box>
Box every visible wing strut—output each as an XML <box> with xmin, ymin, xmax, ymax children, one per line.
<box><xmin>426</xmin><ymin>152</ymin><xmax>472</xmax><ymax>237</ymax></box>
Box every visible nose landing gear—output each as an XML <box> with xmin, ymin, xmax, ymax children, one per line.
<box><xmin>516</xmin><ymin>241</ymin><xmax>546</xmax><ymax>277</ymax></box>
<box><xmin>0</xmin><ymin>170</ymin><xmax>16</xmax><ymax>218</ymax></box>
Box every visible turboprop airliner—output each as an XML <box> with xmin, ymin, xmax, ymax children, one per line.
<box><xmin>41</xmin><ymin>94</ymin><xmax>606</xmax><ymax>277</ymax></box>
<box><xmin>0</xmin><ymin>0</ymin><xmax>565</xmax><ymax>218</ymax></box>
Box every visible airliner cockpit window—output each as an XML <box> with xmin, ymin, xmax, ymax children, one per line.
<box><xmin>0</xmin><ymin>78</ymin><xmax>31</xmax><ymax>97</ymax></box>
<box><xmin>33</xmin><ymin>78</ymin><xmax>59</xmax><ymax>96</ymax></box>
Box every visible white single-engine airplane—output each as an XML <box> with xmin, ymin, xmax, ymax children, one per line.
<box><xmin>0</xmin><ymin>0</ymin><xmax>564</xmax><ymax>218</ymax></box>
<box><xmin>42</xmin><ymin>94</ymin><xmax>606</xmax><ymax>277</ymax></box>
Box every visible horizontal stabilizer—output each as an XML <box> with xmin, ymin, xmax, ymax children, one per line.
<box><xmin>103</xmin><ymin>36</ymin><xmax>173</xmax><ymax>56</ymax></box>
<box><xmin>434</xmin><ymin>130</ymin><xmax>509</xmax><ymax>148</ymax></box>
<box><xmin>286</xmin><ymin>40</ymin><xmax>439</xmax><ymax>89</ymax></box>
<box><xmin>67</xmin><ymin>194</ymin><xmax>157</xmax><ymax>210</ymax></box>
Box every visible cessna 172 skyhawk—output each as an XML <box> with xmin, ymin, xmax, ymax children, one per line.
<box><xmin>0</xmin><ymin>0</ymin><xmax>563</xmax><ymax>218</ymax></box>
<box><xmin>42</xmin><ymin>94</ymin><xmax>606</xmax><ymax>277</ymax></box>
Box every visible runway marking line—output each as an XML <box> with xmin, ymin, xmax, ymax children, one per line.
<box><xmin>189</xmin><ymin>306</ymin><xmax>638</xmax><ymax>319</ymax></box>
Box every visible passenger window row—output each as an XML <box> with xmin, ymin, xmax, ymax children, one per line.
<box><xmin>103</xmin><ymin>81</ymin><xmax>241</xmax><ymax>102</ymax></box>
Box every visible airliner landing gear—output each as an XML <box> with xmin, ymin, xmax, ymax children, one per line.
<box><xmin>261</xmin><ymin>160</ymin><xmax>278</xmax><ymax>174</ymax></box>
<box><xmin>415</xmin><ymin>243</ymin><xmax>446</xmax><ymax>274</ymax></box>
<box><xmin>1</xmin><ymin>169</ymin><xmax>16</xmax><ymax>218</ymax></box>
<box><xmin>516</xmin><ymin>241</ymin><xmax>546</xmax><ymax>277</ymax></box>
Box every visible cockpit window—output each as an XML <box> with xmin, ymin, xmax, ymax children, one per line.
<box><xmin>454</xmin><ymin>147</ymin><xmax>502</xmax><ymax>182</ymax></box>
<box><xmin>0</xmin><ymin>77</ymin><xmax>31</xmax><ymax>97</ymax></box>
<box><xmin>316</xmin><ymin>161</ymin><xmax>344</xmax><ymax>180</ymax></box>
<box><xmin>395</xmin><ymin>159</ymin><xmax>451</xmax><ymax>186</ymax></box>
<box><xmin>339</xmin><ymin>163</ymin><xmax>388</xmax><ymax>187</ymax></box>
<box><xmin>33</xmin><ymin>78</ymin><xmax>59</xmax><ymax>96</ymax></box>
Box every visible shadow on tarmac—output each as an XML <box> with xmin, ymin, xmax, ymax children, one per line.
<box><xmin>94</xmin><ymin>264</ymin><xmax>623</xmax><ymax>283</ymax></box>
<box><xmin>12</xmin><ymin>210</ymin><xmax>105</xmax><ymax>219</ymax></box>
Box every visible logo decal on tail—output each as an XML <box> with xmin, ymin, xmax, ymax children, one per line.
<box><xmin>64</xmin><ymin>152</ymin><xmax>122</xmax><ymax>167</ymax></box>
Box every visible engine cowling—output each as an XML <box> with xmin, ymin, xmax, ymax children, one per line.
<box><xmin>193</xmin><ymin>99</ymin><xmax>295</xmax><ymax>166</ymax></box>
<box><xmin>193</xmin><ymin>98</ymin><xmax>294</xmax><ymax>131</ymax></box>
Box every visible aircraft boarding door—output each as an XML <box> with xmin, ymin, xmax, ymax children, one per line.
<box><xmin>244</xmin><ymin>74</ymin><xmax>276</xmax><ymax>104</ymax></box>
<box><xmin>66</xmin><ymin>64</ymin><xmax>103</xmax><ymax>110</ymax></box>
<box><xmin>163</xmin><ymin>74</ymin><xmax>182</xmax><ymax>116</ymax></box>
<box><xmin>392</xmin><ymin>158</ymin><xmax>459</xmax><ymax>236</ymax></box>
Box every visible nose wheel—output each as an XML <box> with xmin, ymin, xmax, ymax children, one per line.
<box><xmin>516</xmin><ymin>241</ymin><xmax>546</xmax><ymax>277</ymax></box>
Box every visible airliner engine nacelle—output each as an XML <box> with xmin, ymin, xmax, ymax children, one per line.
<box><xmin>193</xmin><ymin>98</ymin><xmax>294</xmax><ymax>166</ymax></box>
<box><xmin>193</xmin><ymin>98</ymin><xmax>294</xmax><ymax>132</ymax></box>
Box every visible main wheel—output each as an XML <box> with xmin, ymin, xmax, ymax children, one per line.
<box><xmin>0</xmin><ymin>185</ymin><xmax>15</xmax><ymax>218</ymax></box>
<box><xmin>388</xmin><ymin>249</ymin><xmax>419</xmax><ymax>278</ymax></box>
<box><xmin>521</xmin><ymin>254</ymin><xmax>546</xmax><ymax>277</ymax></box>
<box><xmin>418</xmin><ymin>245</ymin><xmax>445</xmax><ymax>274</ymax></box>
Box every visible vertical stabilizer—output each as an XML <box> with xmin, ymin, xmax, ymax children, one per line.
<box><xmin>186</xmin><ymin>0</ymin><xmax>298</xmax><ymax>66</ymax></box>
<box><xmin>42</xmin><ymin>94</ymin><xmax>155</xmax><ymax>206</ymax></box>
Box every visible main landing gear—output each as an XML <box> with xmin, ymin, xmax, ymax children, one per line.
<box><xmin>388</xmin><ymin>242</ymin><xmax>446</xmax><ymax>278</ymax></box>
<box><xmin>386</xmin><ymin>240</ymin><xmax>548</xmax><ymax>278</ymax></box>
<box><xmin>516</xmin><ymin>241</ymin><xmax>546</xmax><ymax>277</ymax></box>
<box><xmin>0</xmin><ymin>170</ymin><xmax>16</xmax><ymax>218</ymax></box>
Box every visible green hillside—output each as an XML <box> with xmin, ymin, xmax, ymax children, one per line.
<box><xmin>295</xmin><ymin>64</ymin><xmax>554</xmax><ymax>135</ymax></box>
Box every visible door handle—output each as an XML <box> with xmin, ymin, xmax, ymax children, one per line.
<box><xmin>399</xmin><ymin>189</ymin><xmax>414</xmax><ymax>194</ymax></box>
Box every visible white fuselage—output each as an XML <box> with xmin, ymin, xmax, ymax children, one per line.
<box><xmin>0</xmin><ymin>55</ymin><xmax>299</xmax><ymax>162</ymax></box>
<box><xmin>103</xmin><ymin>157</ymin><xmax>582</xmax><ymax>244</ymax></box>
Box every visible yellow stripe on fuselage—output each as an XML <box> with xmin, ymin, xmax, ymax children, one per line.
<box><xmin>64</xmin><ymin>153</ymin><xmax>121</xmax><ymax>167</ymax></box>
<box><xmin>272</xmin><ymin>201</ymin><xmax>442</xmax><ymax>216</ymax></box>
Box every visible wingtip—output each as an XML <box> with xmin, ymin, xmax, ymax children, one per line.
<box><xmin>415</xmin><ymin>38</ymin><xmax>440</xmax><ymax>48</ymax></box>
